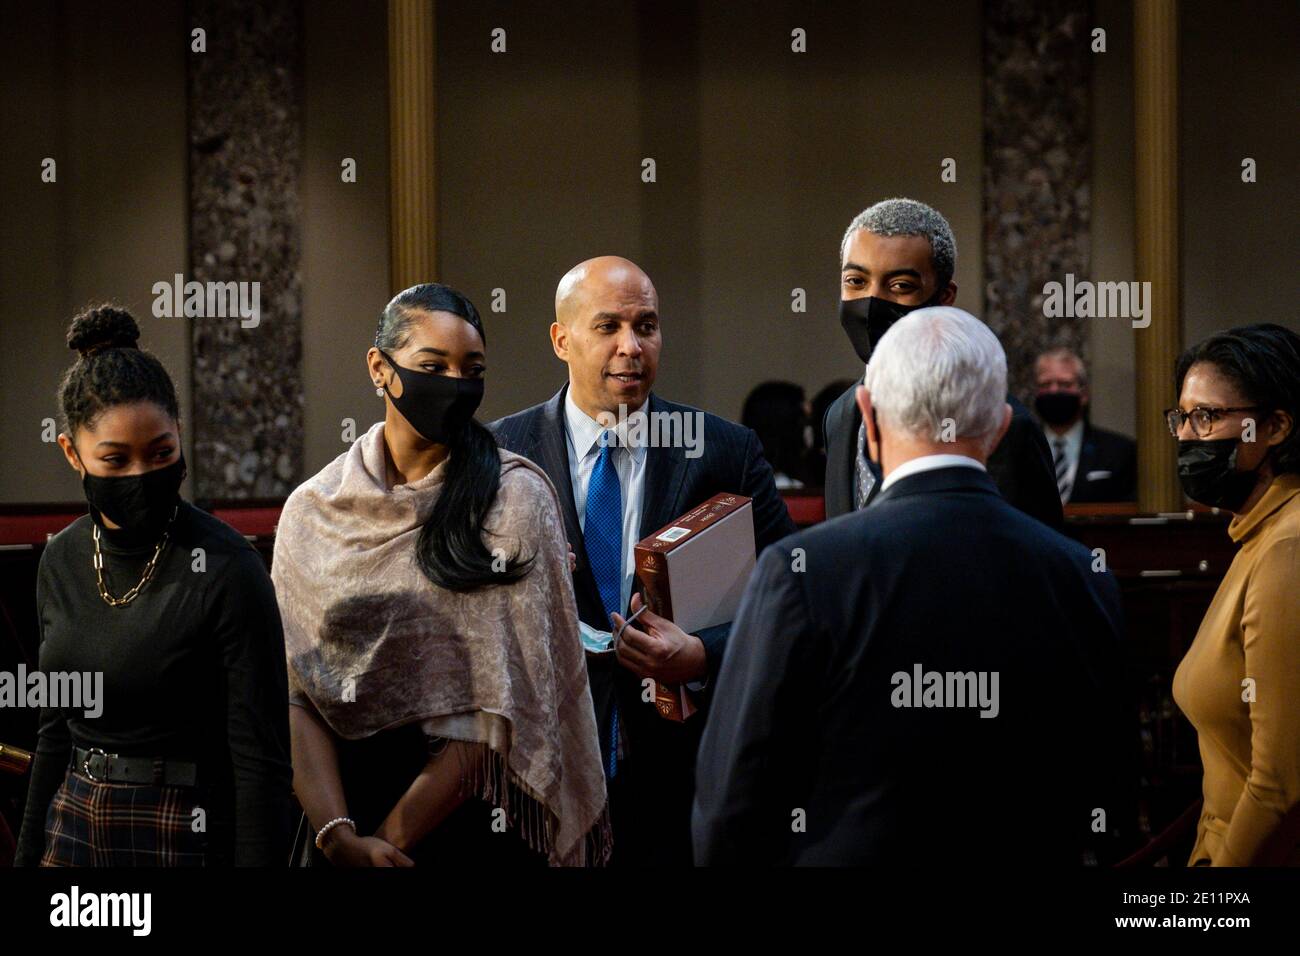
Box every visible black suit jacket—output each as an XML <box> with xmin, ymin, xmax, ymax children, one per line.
<box><xmin>693</xmin><ymin>466</ymin><xmax>1137</xmax><ymax>865</ymax></box>
<box><xmin>1067</xmin><ymin>422</ymin><xmax>1138</xmax><ymax>503</ymax></box>
<box><xmin>823</xmin><ymin>383</ymin><xmax>1064</xmax><ymax>529</ymax></box>
<box><xmin>490</xmin><ymin>385</ymin><xmax>796</xmax><ymax>863</ymax></box>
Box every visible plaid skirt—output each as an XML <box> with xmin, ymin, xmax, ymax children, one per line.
<box><xmin>39</xmin><ymin>768</ymin><xmax>208</xmax><ymax>867</ymax></box>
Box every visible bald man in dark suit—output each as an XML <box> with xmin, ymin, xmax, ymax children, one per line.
<box><xmin>490</xmin><ymin>256</ymin><xmax>795</xmax><ymax>865</ymax></box>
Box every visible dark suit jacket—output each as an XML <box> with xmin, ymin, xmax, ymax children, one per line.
<box><xmin>693</xmin><ymin>466</ymin><xmax>1137</xmax><ymax>866</ymax></box>
<box><xmin>490</xmin><ymin>385</ymin><xmax>796</xmax><ymax>864</ymax></box>
<box><xmin>1067</xmin><ymin>422</ymin><xmax>1138</xmax><ymax>503</ymax></box>
<box><xmin>823</xmin><ymin>384</ymin><xmax>1064</xmax><ymax>529</ymax></box>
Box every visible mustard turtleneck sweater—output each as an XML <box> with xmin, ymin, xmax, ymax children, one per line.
<box><xmin>1173</xmin><ymin>472</ymin><xmax>1300</xmax><ymax>865</ymax></box>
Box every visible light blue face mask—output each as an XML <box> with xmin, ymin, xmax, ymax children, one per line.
<box><xmin>578</xmin><ymin>620</ymin><xmax>616</xmax><ymax>654</ymax></box>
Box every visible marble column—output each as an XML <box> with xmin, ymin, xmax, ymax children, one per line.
<box><xmin>388</xmin><ymin>0</ymin><xmax>437</xmax><ymax>292</ymax></box>
<box><xmin>982</xmin><ymin>0</ymin><xmax>1092</xmax><ymax>405</ymax></box>
<box><xmin>1133</xmin><ymin>0</ymin><xmax>1182</xmax><ymax>512</ymax></box>
<box><xmin>187</xmin><ymin>0</ymin><xmax>303</xmax><ymax>499</ymax></box>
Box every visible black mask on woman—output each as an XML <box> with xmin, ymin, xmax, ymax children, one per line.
<box><xmin>81</xmin><ymin>454</ymin><xmax>185</xmax><ymax>537</ymax></box>
<box><xmin>379</xmin><ymin>348</ymin><xmax>485</xmax><ymax>444</ymax></box>
<box><xmin>839</xmin><ymin>296</ymin><xmax>936</xmax><ymax>364</ymax></box>
<box><xmin>1176</xmin><ymin>438</ymin><xmax>1262</xmax><ymax>511</ymax></box>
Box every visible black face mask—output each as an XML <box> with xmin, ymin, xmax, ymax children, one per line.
<box><xmin>379</xmin><ymin>348</ymin><xmax>485</xmax><ymax>445</ymax></box>
<box><xmin>81</xmin><ymin>454</ymin><xmax>185</xmax><ymax>537</ymax></box>
<box><xmin>839</xmin><ymin>296</ymin><xmax>935</xmax><ymax>364</ymax></box>
<box><xmin>1034</xmin><ymin>391</ymin><xmax>1083</xmax><ymax>427</ymax></box>
<box><xmin>1177</xmin><ymin>438</ymin><xmax>1261</xmax><ymax>511</ymax></box>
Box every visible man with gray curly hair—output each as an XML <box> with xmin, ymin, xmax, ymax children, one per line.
<box><xmin>839</xmin><ymin>198</ymin><xmax>958</xmax><ymax>296</ymax></box>
<box><xmin>823</xmin><ymin>197</ymin><xmax>1062</xmax><ymax>529</ymax></box>
<box><xmin>694</xmin><ymin>305</ymin><xmax>1134</xmax><ymax>866</ymax></box>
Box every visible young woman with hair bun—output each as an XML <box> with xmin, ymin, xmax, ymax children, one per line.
<box><xmin>15</xmin><ymin>305</ymin><xmax>292</xmax><ymax>867</ymax></box>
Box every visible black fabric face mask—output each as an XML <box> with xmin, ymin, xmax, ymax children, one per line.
<box><xmin>1034</xmin><ymin>391</ymin><xmax>1083</xmax><ymax>427</ymax></box>
<box><xmin>379</xmin><ymin>348</ymin><xmax>485</xmax><ymax>445</ymax></box>
<box><xmin>1177</xmin><ymin>438</ymin><xmax>1261</xmax><ymax>511</ymax></box>
<box><xmin>81</xmin><ymin>454</ymin><xmax>185</xmax><ymax>537</ymax></box>
<box><xmin>839</xmin><ymin>296</ymin><xmax>934</xmax><ymax>364</ymax></box>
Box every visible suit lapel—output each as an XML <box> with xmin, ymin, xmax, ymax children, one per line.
<box><xmin>1078</xmin><ymin>423</ymin><xmax>1097</xmax><ymax>476</ymax></box>
<box><xmin>638</xmin><ymin>392</ymin><xmax>690</xmax><ymax>540</ymax></box>
<box><xmin>825</xmin><ymin>384</ymin><xmax>862</xmax><ymax>515</ymax></box>
<box><xmin>533</xmin><ymin>385</ymin><xmax>593</xmax><ymax>575</ymax></box>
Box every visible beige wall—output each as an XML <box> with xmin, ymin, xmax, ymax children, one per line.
<box><xmin>3</xmin><ymin>0</ymin><xmax>1296</xmax><ymax>503</ymax></box>
<box><xmin>436</xmin><ymin>0</ymin><xmax>649</xmax><ymax>422</ymax></box>
<box><xmin>436</xmin><ymin>0</ymin><xmax>986</xmax><ymax>427</ymax></box>
<box><xmin>0</xmin><ymin>0</ymin><xmax>397</xmax><ymax>498</ymax></box>
<box><xmin>300</xmin><ymin>0</ymin><xmax>392</xmax><ymax>478</ymax></box>
<box><xmin>0</xmin><ymin>1</ymin><xmax>188</xmax><ymax>504</ymax></box>
<box><xmin>1181</xmin><ymin>0</ymin><xmax>1299</xmax><ymax>347</ymax></box>
<box><xmin>1088</xmin><ymin>0</ymin><xmax>1300</xmax><ymax>442</ymax></box>
<box><xmin>1089</xmin><ymin>0</ymin><xmax>1138</xmax><ymax>438</ymax></box>
<box><xmin>695</xmin><ymin>0</ymin><xmax>984</xmax><ymax>421</ymax></box>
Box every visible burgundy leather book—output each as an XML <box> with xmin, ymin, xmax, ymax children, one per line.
<box><xmin>634</xmin><ymin>493</ymin><xmax>755</xmax><ymax>721</ymax></box>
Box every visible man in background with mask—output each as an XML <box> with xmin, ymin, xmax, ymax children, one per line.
<box><xmin>823</xmin><ymin>197</ymin><xmax>1063</xmax><ymax>528</ymax></box>
<box><xmin>1034</xmin><ymin>347</ymin><xmax>1136</xmax><ymax>504</ymax></box>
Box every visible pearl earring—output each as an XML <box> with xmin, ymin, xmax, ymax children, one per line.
<box><xmin>375</xmin><ymin>385</ymin><xmax>383</xmax><ymax>396</ymax></box>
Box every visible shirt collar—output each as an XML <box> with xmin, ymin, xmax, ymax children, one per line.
<box><xmin>563</xmin><ymin>388</ymin><xmax>649</xmax><ymax>464</ymax></box>
<box><xmin>1044</xmin><ymin>418</ymin><xmax>1085</xmax><ymax>455</ymax></box>
<box><xmin>881</xmin><ymin>453</ymin><xmax>986</xmax><ymax>491</ymax></box>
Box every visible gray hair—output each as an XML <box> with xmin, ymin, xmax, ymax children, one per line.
<box><xmin>840</xmin><ymin>198</ymin><xmax>957</xmax><ymax>292</ymax></box>
<box><xmin>1035</xmin><ymin>346</ymin><xmax>1088</xmax><ymax>388</ymax></box>
<box><xmin>864</xmin><ymin>306</ymin><xmax>1006</xmax><ymax>447</ymax></box>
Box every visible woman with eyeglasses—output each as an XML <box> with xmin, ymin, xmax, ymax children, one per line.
<box><xmin>1167</xmin><ymin>323</ymin><xmax>1300</xmax><ymax>866</ymax></box>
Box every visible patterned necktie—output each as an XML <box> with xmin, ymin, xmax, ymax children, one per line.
<box><xmin>855</xmin><ymin>421</ymin><xmax>877</xmax><ymax>510</ymax></box>
<box><xmin>584</xmin><ymin>436</ymin><xmax>622</xmax><ymax>778</ymax></box>
<box><xmin>1052</xmin><ymin>438</ymin><xmax>1072</xmax><ymax>502</ymax></box>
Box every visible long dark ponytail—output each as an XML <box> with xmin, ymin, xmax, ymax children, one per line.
<box><xmin>376</xmin><ymin>284</ymin><xmax>532</xmax><ymax>592</ymax></box>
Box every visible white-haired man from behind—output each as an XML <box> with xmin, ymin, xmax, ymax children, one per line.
<box><xmin>694</xmin><ymin>306</ymin><xmax>1139</xmax><ymax>867</ymax></box>
<box><xmin>858</xmin><ymin>306</ymin><xmax>1011</xmax><ymax>487</ymax></box>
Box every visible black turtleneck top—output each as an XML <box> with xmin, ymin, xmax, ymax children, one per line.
<box><xmin>14</xmin><ymin>501</ymin><xmax>292</xmax><ymax>866</ymax></box>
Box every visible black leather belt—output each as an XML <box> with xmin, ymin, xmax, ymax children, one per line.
<box><xmin>72</xmin><ymin>746</ymin><xmax>198</xmax><ymax>788</ymax></box>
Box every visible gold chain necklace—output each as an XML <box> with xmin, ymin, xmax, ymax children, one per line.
<box><xmin>91</xmin><ymin>507</ymin><xmax>177</xmax><ymax>607</ymax></box>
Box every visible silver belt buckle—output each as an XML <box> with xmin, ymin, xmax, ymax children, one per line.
<box><xmin>81</xmin><ymin>747</ymin><xmax>109</xmax><ymax>782</ymax></box>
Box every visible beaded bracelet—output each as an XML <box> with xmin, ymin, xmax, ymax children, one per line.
<box><xmin>315</xmin><ymin>816</ymin><xmax>356</xmax><ymax>850</ymax></box>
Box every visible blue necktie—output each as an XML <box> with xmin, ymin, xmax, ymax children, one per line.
<box><xmin>584</xmin><ymin>437</ymin><xmax>622</xmax><ymax>778</ymax></box>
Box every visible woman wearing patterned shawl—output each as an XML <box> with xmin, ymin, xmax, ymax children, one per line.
<box><xmin>273</xmin><ymin>283</ymin><xmax>609</xmax><ymax>867</ymax></box>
